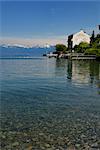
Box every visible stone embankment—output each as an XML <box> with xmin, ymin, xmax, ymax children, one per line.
<box><xmin>44</xmin><ymin>52</ymin><xmax>97</xmax><ymax>60</ymax></box>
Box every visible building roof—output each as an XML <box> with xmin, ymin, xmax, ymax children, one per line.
<box><xmin>68</xmin><ymin>30</ymin><xmax>90</xmax><ymax>38</ymax></box>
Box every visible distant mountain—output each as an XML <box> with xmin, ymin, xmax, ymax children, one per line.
<box><xmin>0</xmin><ymin>45</ymin><xmax>55</xmax><ymax>58</ymax></box>
<box><xmin>0</xmin><ymin>44</ymin><xmax>54</xmax><ymax>49</ymax></box>
<box><xmin>0</xmin><ymin>44</ymin><xmax>29</xmax><ymax>48</ymax></box>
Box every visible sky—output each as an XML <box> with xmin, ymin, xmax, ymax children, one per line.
<box><xmin>0</xmin><ymin>1</ymin><xmax>100</xmax><ymax>46</ymax></box>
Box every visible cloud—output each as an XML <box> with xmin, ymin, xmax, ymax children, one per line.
<box><xmin>0</xmin><ymin>36</ymin><xmax>68</xmax><ymax>46</ymax></box>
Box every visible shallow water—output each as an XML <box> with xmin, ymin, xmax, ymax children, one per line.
<box><xmin>0</xmin><ymin>58</ymin><xmax>100</xmax><ymax>150</ymax></box>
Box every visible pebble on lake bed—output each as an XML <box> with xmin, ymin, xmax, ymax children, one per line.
<box><xmin>12</xmin><ymin>141</ymin><xmax>19</xmax><ymax>146</ymax></box>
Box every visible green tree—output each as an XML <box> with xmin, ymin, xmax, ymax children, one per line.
<box><xmin>90</xmin><ymin>30</ymin><xmax>95</xmax><ymax>44</ymax></box>
<box><xmin>85</xmin><ymin>48</ymin><xmax>100</xmax><ymax>56</ymax></box>
<box><xmin>55</xmin><ymin>44</ymin><xmax>67</xmax><ymax>53</ymax></box>
<box><xmin>91</xmin><ymin>34</ymin><xmax>100</xmax><ymax>49</ymax></box>
<box><xmin>74</xmin><ymin>42</ymin><xmax>90</xmax><ymax>53</ymax></box>
<box><xmin>84</xmin><ymin>34</ymin><xmax>100</xmax><ymax>56</ymax></box>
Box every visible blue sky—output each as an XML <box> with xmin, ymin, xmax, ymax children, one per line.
<box><xmin>0</xmin><ymin>1</ymin><xmax>100</xmax><ymax>45</ymax></box>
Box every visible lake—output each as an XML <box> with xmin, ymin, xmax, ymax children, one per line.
<box><xmin>0</xmin><ymin>58</ymin><xmax>100</xmax><ymax>150</ymax></box>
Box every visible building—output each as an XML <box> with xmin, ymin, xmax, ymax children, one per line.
<box><xmin>68</xmin><ymin>30</ymin><xmax>91</xmax><ymax>50</ymax></box>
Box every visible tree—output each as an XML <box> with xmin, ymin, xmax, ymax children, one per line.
<box><xmin>74</xmin><ymin>42</ymin><xmax>90</xmax><ymax>53</ymax></box>
<box><xmin>85</xmin><ymin>34</ymin><xmax>100</xmax><ymax>56</ymax></box>
<box><xmin>55</xmin><ymin>44</ymin><xmax>67</xmax><ymax>53</ymax></box>
<box><xmin>91</xmin><ymin>34</ymin><xmax>100</xmax><ymax>49</ymax></box>
<box><xmin>90</xmin><ymin>30</ymin><xmax>95</xmax><ymax>44</ymax></box>
<box><xmin>85</xmin><ymin>48</ymin><xmax>100</xmax><ymax>56</ymax></box>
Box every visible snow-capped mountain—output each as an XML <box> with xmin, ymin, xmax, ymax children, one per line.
<box><xmin>0</xmin><ymin>44</ymin><xmax>30</xmax><ymax>48</ymax></box>
<box><xmin>0</xmin><ymin>43</ymin><xmax>53</xmax><ymax>49</ymax></box>
<box><xmin>0</xmin><ymin>43</ymin><xmax>55</xmax><ymax>58</ymax></box>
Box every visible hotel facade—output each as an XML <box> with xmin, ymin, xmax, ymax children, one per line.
<box><xmin>68</xmin><ymin>30</ymin><xmax>91</xmax><ymax>50</ymax></box>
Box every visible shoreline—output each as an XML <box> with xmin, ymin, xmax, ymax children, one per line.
<box><xmin>43</xmin><ymin>52</ymin><xmax>100</xmax><ymax>61</ymax></box>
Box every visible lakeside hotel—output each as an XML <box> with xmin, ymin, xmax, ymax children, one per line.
<box><xmin>68</xmin><ymin>25</ymin><xmax>100</xmax><ymax>50</ymax></box>
<box><xmin>68</xmin><ymin>30</ymin><xmax>91</xmax><ymax>50</ymax></box>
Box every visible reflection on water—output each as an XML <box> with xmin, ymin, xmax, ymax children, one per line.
<box><xmin>54</xmin><ymin>58</ymin><xmax>100</xmax><ymax>89</ymax></box>
<box><xmin>89</xmin><ymin>61</ymin><xmax>100</xmax><ymax>83</ymax></box>
<box><xmin>67</xmin><ymin>60</ymin><xmax>72</xmax><ymax>80</ymax></box>
<box><xmin>0</xmin><ymin>58</ymin><xmax>100</xmax><ymax>150</ymax></box>
<box><xmin>67</xmin><ymin>59</ymin><xmax>100</xmax><ymax>85</ymax></box>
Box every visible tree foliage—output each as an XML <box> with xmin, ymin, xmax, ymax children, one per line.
<box><xmin>91</xmin><ymin>34</ymin><xmax>100</xmax><ymax>49</ymax></box>
<box><xmin>55</xmin><ymin>44</ymin><xmax>67</xmax><ymax>53</ymax></box>
<box><xmin>90</xmin><ymin>30</ymin><xmax>95</xmax><ymax>44</ymax></box>
<box><xmin>74</xmin><ymin>42</ymin><xmax>90</xmax><ymax>53</ymax></box>
<box><xmin>85</xmin><ymin>48</ymin><xmax>100</xmax><ymax>56</ymax></box>
<box><xmin>74</xmin><ymin>34</ymin><xmax>100</xmax><ymax>56</ymax></box>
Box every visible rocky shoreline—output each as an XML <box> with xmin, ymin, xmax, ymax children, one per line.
<box><xmin>1</xmin><ymin>108</ymin><xmax>100</xmax><ymax>150</ymax></box>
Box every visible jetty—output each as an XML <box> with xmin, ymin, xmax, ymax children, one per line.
<box><xmin>44</xmin><ymin>52</ymin><xmax>96</xmax><ymax>60</ymax></box>
<box><xmin>70</xmin><ymin>54</ymin><xmax>96</xmax><ymax>60</ymax></box>
<box><xmin>47</xmin><ymin>52</ymin><xmax>58</xmax><ymax>58</ymax></box>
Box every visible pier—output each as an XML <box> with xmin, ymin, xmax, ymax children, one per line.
<box><xmin>44</xmin><ymin>52</ymin><xmax>96</xmax><ymax>60</ymax></box>
<box><xmin>70</xmin><ymin>54</ymin><xmax>96</xmax><ymax>60</ymax></box>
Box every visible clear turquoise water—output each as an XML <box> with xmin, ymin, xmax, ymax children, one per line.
<box><xmin>0</xmin><ymin>58</ymin><xmax>100</xmax><ymax>149</ymax></box>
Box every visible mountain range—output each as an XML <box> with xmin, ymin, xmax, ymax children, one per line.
<box><xmin>0</xmin><ymin>44</ymin><xmax>55</xmax><ymax>58</ymax></box>
<box><xmin>0</xmin><ymin>43</ymin><xmax>52</xmax><ymax>48</ymax></box>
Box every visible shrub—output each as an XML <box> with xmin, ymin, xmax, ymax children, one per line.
<box><xmin>55</xmin><ymin>44</ymin><xmax>67</xmax><ymax>53</ymax></box>
<box><xmin>85</xmin><ymin>48</ymin><xmax>100</xmax><ymax>56</ymax></box>
<box><xmin>74</xmin><ymin>42</ymin><xmax>90</xmax><ymax>53</ymax></box>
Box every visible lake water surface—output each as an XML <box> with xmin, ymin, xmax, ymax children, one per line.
<box><xmin>0</xmin><ymin>58</ymin><xmax>100</xmax><ymax>150</ymax></box>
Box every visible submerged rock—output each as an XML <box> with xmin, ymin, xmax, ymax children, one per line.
<box><xmin>44</xmin><ymin>143</ymin><xmax>51</xmax><ymax>148</ymax></box>
<box><xmin>12</xmin><ymin>141</ymin><xmax>19</xmax><ymax>146</ymax></box>
<box><xmin>91</xmin><ymin>142</ymin><xmax>99</xmax><ymax>148</ymax></box>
